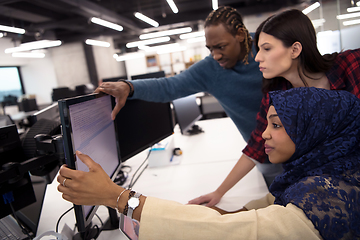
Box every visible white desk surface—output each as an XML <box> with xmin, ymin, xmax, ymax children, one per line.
<box><xmin>37</xmin><ymin>117</ymin><xmax>268</xmax><ymax>239</ymax></box>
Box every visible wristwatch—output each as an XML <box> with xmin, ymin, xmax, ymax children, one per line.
<box><xmin>127</xmin><ymin>191</ymin><xmax>141</xmax><ymax>219</ymax></box>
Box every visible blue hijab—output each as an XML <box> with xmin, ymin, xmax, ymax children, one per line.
<box><xmin>268</xmin><ymin>87</ymin><xmax>360</xmax><ymax>240</ymax></box>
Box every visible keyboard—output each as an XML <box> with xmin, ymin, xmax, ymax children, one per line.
<box><xmin>0</xmin><ymin>215</ymin><xmax>29</xmax><ymax>240</ymax></box>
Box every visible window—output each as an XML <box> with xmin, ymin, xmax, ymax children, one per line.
<box><xmin>0</xmin><ymin>66</ymin><xmax>25</xmax><ymax>102</ymax></box>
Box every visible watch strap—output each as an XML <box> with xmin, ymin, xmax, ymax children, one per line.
<box><xmin>123</xmin><ymin>190</ymin><xmax>135</xmax><ymax>216</ymax></box>
<box><xmin>127</xmin><ymin>192</ymin><xmax>141</xmax><ymax>219</ymax></box>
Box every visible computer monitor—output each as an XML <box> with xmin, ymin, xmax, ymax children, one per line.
<box><xmin>96</xmin><ymin>76</ymin><xmax>174</xmax><ymax>161</ymax></box>
<box><xmin>52</xmin><ymin>87</ymin><xmax>76</xmax><ymax>102</ymax></box>
<box><xmin>58</xmin><ymin>93</ymin><xmax>121</xmax><ymax>239</ymax></box>
<box><xmin>0</xmin><ymin>124</ymin><xmax>36</xmax><ymax>219</ymax></box>
<box><xmin>131</xmin><ymin>71</ymin><xmax>165</xmax><ymax>80</ymax></box>
<box><xmin>13</xmin><ymin>174</ymin><xmax>47</xmax><ymax>235</ymax></box>
<box><xmin>172</xmin><ymin>94</ymin><xmax>203</xmax><ymax>135</ymax></box>
<box><xmin>102</xmin><ymin>76</ymin><xmax>128</xmax><ymax>82</ymax></box>
<box><xmin>114</xmin><ymin>99</ymin><xmax>174</xmax><ymax>161</ymax></box>
<box><xmin>0</xmin><ymin>124</ymin><xmax>62</xmax><ymax>237</ymax></box>
<box><xmin>0</xmin><ymin>66</ymin><xmax>25</xmax><ymax>103</ymax></box>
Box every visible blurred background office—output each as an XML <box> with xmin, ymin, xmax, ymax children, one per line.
<box><xmin>0</xmin><ymin>0</ymin><xmax>359</xmax><ymax>113</ymax></box>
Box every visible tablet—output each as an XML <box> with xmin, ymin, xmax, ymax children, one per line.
<box><xmin>119</xmin><ymin>213</ymin><xmax>140</xmax><ymax>240</ymax></box>
<box><xmin>58</xmin><ymin>92</ymin><xmax>121</xmax><ymax>233</ymax></box>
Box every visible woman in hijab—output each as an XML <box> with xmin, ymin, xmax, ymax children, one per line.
<box><xmin>265</xmin><ymin>87</ymin><xmax>360</xmax><ymax>239</ymax></box>
<box><xmin>58</xmin><ymin>87</ymin><xmax>360</xmax><ymax>239</ymax></box>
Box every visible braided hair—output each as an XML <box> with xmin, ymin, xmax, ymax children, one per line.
<box><xmin>205</xmin><ymin>6</ymin><xmax>252</xmax><ymax>64</ymax></box>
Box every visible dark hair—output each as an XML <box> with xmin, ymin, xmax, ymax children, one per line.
<box><xmin>205</xmin><ymin>6</ymin><xmax>252</xmax><ymax>64</ymax></box>
<box><xmin>254</xmin><ymin>9</ymin><xmax>338</xmax><ymax>93</ymax></box>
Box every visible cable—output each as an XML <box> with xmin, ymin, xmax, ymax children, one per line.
<box><xmin>121</xmin><ymin>165</ymin><xmax>132</xmax><ymax>172</ymax></box>
<box><xmin>9</xmin><ymin>202</ymin><xmax>34</xmax><ymax>239</ymax></box>
<box><xmin>55</xmin><ymin>206</ymin><xmax>74</xmax><ymax>233</ymax></box>
<box><xmin>128</xmin><ymin>145</ymin><xmax>153</xmax><ymax>189</ymax></box>
<box><xmin>130</xmin><ymin>163</ymin><xmax>148</xmax><ymax>188</ymax></box>
<box><xmin>83</xmin><ymin>224</ymin><xmax>100</xmax><ymax>240</ymax></box>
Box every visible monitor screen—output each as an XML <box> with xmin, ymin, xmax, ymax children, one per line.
<box><xmin>58</xmin><ymin>93</ymin><xmax>121</xmax><ymax>234</ymax></box>
<box><xmin>172</xmin><ymin>94</ymin><xmax>203</xmax><ymax>134</ymax></box>
<box><xmin>114</xmin><ymin>99</ymin><xmax>174</xmax><ymax>161</ymax></box>
<box><xmin>131</xmin><ymin>71</ymin><xmax>165</xmax><ymax>80</ymax></box>
<box><xmin>0</xmin><ymin>66</ymin><xmax>25</xmax><ymax>103</ymax></box>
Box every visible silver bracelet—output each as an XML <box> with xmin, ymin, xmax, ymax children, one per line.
<box><xmin>115</xmin><ymin>189</ymin><xmax>127</xmax><ymax>213</ymax></box>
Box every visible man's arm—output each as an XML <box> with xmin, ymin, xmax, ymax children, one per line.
<box><xmin>95</xmin><ymin>56</ymin><xmax>218</xmax><ymax>119</ymax></box>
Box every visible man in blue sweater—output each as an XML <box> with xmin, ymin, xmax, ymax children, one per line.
<box><xmin>96</xmin><ymin>6</ymin><xmax>282</xmax><ymax>207</ymax></box>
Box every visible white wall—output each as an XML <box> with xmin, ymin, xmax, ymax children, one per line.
<box><xmin>92</xmin><ymin>36</ymin><xmax>126</xmax><ymax>83</ymax></box>
<box><xmin>50</xmin><ymin>42</ymin><xmax>89</xmax><ymax>89</ymax></box>
<box><xmin>124</xmin><ymin>56</ymin><xmax>148</xmax><ymax>79</ymax></box>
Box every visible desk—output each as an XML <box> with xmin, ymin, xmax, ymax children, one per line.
<box><xmin>37</xmin><ymin>117</ymin><xmax>268</xmax><ymax>239</ymax></box>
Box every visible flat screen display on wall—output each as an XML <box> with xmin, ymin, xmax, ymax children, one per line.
<box><xmin>0</xmin><ymin>66</ymin><xmax>25</xmax><ymax>102</ymax></box>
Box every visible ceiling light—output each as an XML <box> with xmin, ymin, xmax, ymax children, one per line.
<box><xmin>0</xmin><ymin>33</ymin><xmax>3</xmax><ymax>38</ymax></box>
<box><xmin>302</xmin><ymin>2</ymin><xmax>320</xmax><ymax>15</ymax></box>
<box><xmin>138</xmin><ymin>43</ymin><xmax>180</xmax><ymax>52</ymax></box>
<box><xmin>166</xmin><ymin>0</ymin><xmax>178</xmax><ymax>14</ymax></box>
<box><xmin>126</xmin><ymin>37</ymin><xmax>171</xmax><ymax>48</ymax></box>
<box><xmin>187</xmin><ymin>36</ymin><xmax>206</xmax><ymax>43</ymax></box>
<box><xmin>140</xmin><ymin>27</ymin><xmax>192</xmax><ymax>40</ymax></box>
<box><xmin>134</xmin><ymin>12</ymin><xmax>159</xmax><ymax>27</ymax></box>
<box><xmin>212</xmin><ymin>0</ymin><xmax>218</xmax><ymax>10</ymax></box>
<box><xmin>85</xmin><ymin>39</ymin><xmax>111</xmax><ymax>47</ymax></box>
<box><xmin>157</xmin><ymin>46</ymin><xmax>186</xmax><ymax>54</ymax></box>
<box><xmin>316</xmin><ymin>30</ymin><xmax>334</xmax><ymax>37</ymax></box>
<box><xmin>311</xmin><ymin>18</ymin><xmax>326</xmax><ymax>28</ymax></box>
<box><xmin>336</xmin><ymin>12</ymin><xmax>360</xmax><ymax>20</ymax></box>
<box><xmin>343</xmin><ymin>18</ymin><xmax>360</xmax><ymax>26</ymax></box>
<box><xmin>91</xmin><ymin>17</ymin><xmax>123</xmax><ymax>31</ymax></box>
<box><xmin>179</xmin><ymin>31</ymin><xmax>205</xmax><ymax>39</ymax></box>
<box><xmin>115</xmin><ymin>52</ymin><xmax>145</xmax><ymax>61</ymax></box>
<box><xmin>357</xmin><ymin>1</ymin><xmax>360</xmax><ymax>6</ymax></box>
<box><xmin>347</xmin><ymin>6</ymin><xmax>360</xmax><ymax>12</ymax></box>
<box><xmin>137</xmin><ymin>42</ymin><xmax>187</xmax><ymax>54</ymax></box>
<box><xmin>12</xmin><ymin>52</ymin><xmax>45</xmax><ymax>58</ymax></box>
<box><xmin>0</xmin><ymin>24</ymin><xmax>25</xmax><ymax>34</ymax></box>
<box><xmin>5</xmin><ymin>40</ymin><xmax>62</xmax><ymax>53</ymax></box>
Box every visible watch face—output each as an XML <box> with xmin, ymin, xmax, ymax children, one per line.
<box><xmin>128</xmin><ymin>197</ymin><xmax>140</xmax><ymax>208</ymax></box>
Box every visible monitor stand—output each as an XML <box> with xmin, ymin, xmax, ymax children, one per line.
<box><xmin>73</xmin><ymin>223</ymin><xmax>100</xmax><ymax>240</ymax></box>
<box><xmin>102</xmin><ymin>207</ymin><xmax>119</xmax><ymax>231</ymax></box>
<box><xmin>187</xmin><ymin>124</ymin><xmax>204</xmax><ymax>135</ymax></box>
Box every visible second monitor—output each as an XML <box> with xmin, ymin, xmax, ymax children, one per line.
<box><xmin>114</xmin><ymin>99</ymin><xmax>174</xmax><ymax>162</ymax></box>
<box><xmin>172</xmin><ymin>94</ymin><xmax>203</xmax><ymax>135</ymax></box>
